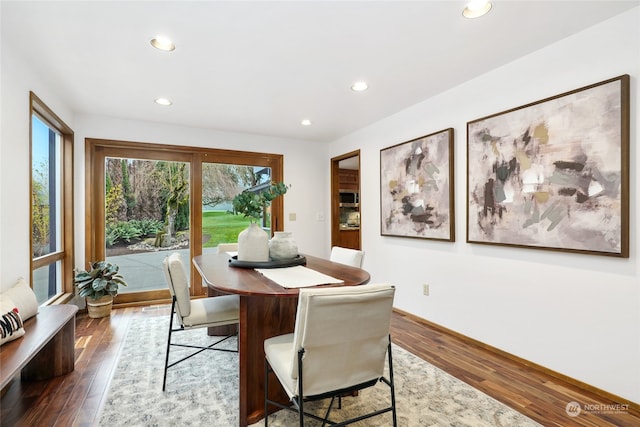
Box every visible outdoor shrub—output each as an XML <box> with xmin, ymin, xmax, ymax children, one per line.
<box><xmin>106</xmin><ymin>219</ymin><xmax>166</xmax><ymax>247</ymax></box>
<box><xmin>105</xmin><ymin>221</ymin><xmax>143</xmax><ymax>246</ymax></box>
<box><xmin>129</xmin><ymin>219</ymin><xmax>164</xmax><ymax>236</ymax></box>
<box><xmin>175</xmin><ymin>203</ymin><xmax>190</xmax><ymax>232</ymax></box>
<box><xmin>105</xmin><ymin>227</ymin><xmax>119</xmax><ymax>247</ymax></box>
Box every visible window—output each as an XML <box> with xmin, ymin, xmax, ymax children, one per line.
<box><xmin>30</xmin><ymin>92</ymin><xmax>74</xmax><ymax>305</ymax></box>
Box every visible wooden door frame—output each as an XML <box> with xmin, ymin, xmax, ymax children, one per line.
<box><xmin>85</xmin><ymin>138</ymin><xmax>284</xmax><ymax>307</ymax></box>
<box><xmin>330</xmin><ymin>150</ymin><xmax>361</xmax><ymax>249</ymax></box>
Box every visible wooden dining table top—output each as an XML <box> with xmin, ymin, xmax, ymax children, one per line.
<box><xmin>192</xmin><ymin>252</ymin><xmax>370</xmax><ymax>297</ymax></box>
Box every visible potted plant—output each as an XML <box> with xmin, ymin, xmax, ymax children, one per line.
<box><xmin>232</xmin><ymin>182</ymin><xmax>288</xmax><ymax>262</ymax></box>
<box><xmin>74</xmin><ymin>261</ymin><xmax>128</xmax><ymax>318</ymax></box>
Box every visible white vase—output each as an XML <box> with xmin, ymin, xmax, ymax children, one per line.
<box><xmin>237</xmin><ymin>222</ymin><xmax>269</xmax><ymax>262</ymax></box>
<box><xmin>269</xmin><ymin>231</ymin><xmax>298</xmax><ymax>260</ymax></box>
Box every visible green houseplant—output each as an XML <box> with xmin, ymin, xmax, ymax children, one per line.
<box><xmin>232</xmin><ymin>181</ymin><xmax>289</xmax><ymax>221</ymax></box>
<box><xmin>74</xmin><ymin>261</ymin><xmax>128</xmax><ymax>318</ymax></box>
<box><xmin>232</xmin><ymin>182</ymin><xmax>288</xmax><ymax>262</ymax></box>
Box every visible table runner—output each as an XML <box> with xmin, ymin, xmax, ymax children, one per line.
<box><xmin>254</xmin><ymin>265</ymin><xmax>344</xmax><ymax>288</ymax></box>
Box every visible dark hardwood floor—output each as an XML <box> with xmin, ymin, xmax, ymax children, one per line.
<box><xmin>1</xmin><ymin>306</ymin><xmax>638</xmax><ymax>426</ymax></box>
<box><xmin>391</xmin><ymin>310</ymin><xmax>639</xmax><ymax>427</ymax></box>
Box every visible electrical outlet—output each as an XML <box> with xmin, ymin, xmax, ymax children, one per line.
<box><xmin>423</xmin><ymin>283</ymin><xmax>429</xmax><ymax>296</ymax></box>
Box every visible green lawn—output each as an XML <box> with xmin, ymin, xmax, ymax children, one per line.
<box><xmin>202</xmin><ymin>211</ymin><xmax>252</xmax><ymax>248</ymax></box>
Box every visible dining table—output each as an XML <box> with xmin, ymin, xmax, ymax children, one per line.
<box><xmin>192</xmin><ymin>252</ymin><xmax>370</xmax><ymax>427</ymax></box>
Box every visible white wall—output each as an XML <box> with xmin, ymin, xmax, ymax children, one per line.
<box><xmin>329</xmin><ymin>8</ymin><xmax>639</xmax><ymax>403</ymax></box>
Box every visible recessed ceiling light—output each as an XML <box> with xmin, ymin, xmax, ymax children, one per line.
<box><xmin>463</xmin><ymin>0</ymin><xmax>492</xmax><ymax>18</ymax></box>
<box><xmin>155</xmin><ymin>98</ymin><xmax>172</xmax><ymax>106</ymax></box>
<box><xmin>150</xmin><ymin>35</ymin><xmax>175</xmax><ymax>51</ymax></box>
<box><xmin>301</xmin><ymin>119</ymin><xmax>312</xmax><ymax>126</ymax></box>
<box><xmin>351</xmin><ymin>81</ymin><xmax>368</xmax><ymax>92</ymax></box>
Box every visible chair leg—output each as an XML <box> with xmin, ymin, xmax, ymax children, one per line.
<box><xmin>298</xmin><ymin>396</ymin><xmax>304</xmax><ymax>427</ymax></box>
<box><xmin>264</xmin><ymin>358</ymin><xmax>270</xmax><ymax>427</ymax></box>
<box><xmin>162</xmin><ymin>299</ymin><xmax>177</xmax><ymax>391</ymax></box>
<box><xmin>387</xmin><ymin>340</ymin><xmax>398</xmax><ymax>427</ymax></box>
<box><xmin>298</xmin><ymin>349</ymin><xmax>304</xmax><ymax>427</ymax></box>
<box><xmin>321</xmin><ymin>396</ymin><xmax>337</xmax><ymax>427</ymax></box>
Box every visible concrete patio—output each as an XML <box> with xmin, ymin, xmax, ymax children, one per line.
<box><xmin>107</xmin><ymin>247</ymin><xmax>218</xmax><ymax>293</ymax></box>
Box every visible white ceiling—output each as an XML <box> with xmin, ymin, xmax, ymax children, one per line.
<box><xmin>2</xmin><ymin>1</ymin><xmax>637</xmax><ymax>142</ymax></box>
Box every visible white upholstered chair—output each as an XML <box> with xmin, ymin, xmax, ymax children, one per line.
<box><xmin>216</xmin><ymin>243</ymin><xmax>238</xmax><ymax>253</ymax></box>
<box><xmin>162</xmin><ymin>252</ymin><xmax>239</xmax><ymax>391</ymax></box>
<box><xmin>329</xmin><ymin>246</ymin><xmax>365</xmax><ymax>268</ymax></box>
<box><xmin>263</xmin><ymin>283</ymin><xmax>397</xmax><ymax>426</ymax></box>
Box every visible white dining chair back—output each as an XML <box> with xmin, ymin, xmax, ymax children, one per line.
<box><xmin>163</xmin><ymin>252</ymin><xmax>192</xmax><ymax>319</ymax></box>
<box><xmin>329</xmin><ymin>246</ymin><xmax>365</xmax><ymax>268</ymax></box>
<box><xmin>216</xmin><ymin>243</ymin><xmax>238</xmax><ymax>253</ymax></box>
<box><xmin>264</xmin><ymin>283</ymin><xmax>397</xmax><ymax>426</ymax></box>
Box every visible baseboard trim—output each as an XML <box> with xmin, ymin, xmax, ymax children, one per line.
<box><xmin>392</xmin><ymin>307</ymin><xmax>639</xmax><ymax>413</ymax></box>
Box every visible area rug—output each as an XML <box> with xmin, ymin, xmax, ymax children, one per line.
<box><xmin>97</xmin><ymin>315</ymin><xmax>541</xmax><ymax>426</ymax></box>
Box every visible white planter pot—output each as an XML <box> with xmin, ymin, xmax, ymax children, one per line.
<box><xmin>86</xmin><ymin>295</ymin><xmax>113</xmax><ymax>318</ymax></box>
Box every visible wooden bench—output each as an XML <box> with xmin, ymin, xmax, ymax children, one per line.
<box><xmin>0</xmin><ymin>304</ymin><xmax>78</xmax><ymax>390</ymax></box>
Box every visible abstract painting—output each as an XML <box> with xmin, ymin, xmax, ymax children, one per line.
<box><xmin>380</xmin><ymin>128</ymin><xmax>454</xmax><ymax>241</ymax></box>
<box><xmin>467</xmin><ymin>75</ymin><xmax>629</xmax><ymax>257</ymax></box>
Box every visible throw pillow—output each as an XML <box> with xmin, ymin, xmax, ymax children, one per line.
<box><xmin>0</xmin><ymin>296</ymin><xmax>26</xmax><ymax>346</ymax></box>
<box><xmin>2</xmin><ymin>277</ymin><xmax>39</xmax><ymax>320</ymax></box>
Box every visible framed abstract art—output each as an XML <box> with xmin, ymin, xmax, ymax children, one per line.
<box><xmin>380</xmin><ymin>128</ymin><xmax>454</xmax><ymax>241</ymax></box>
<box><xmin>467</xmin><ymin>75</ymin><xmax>629</xmax><ymax>257</ymax></box>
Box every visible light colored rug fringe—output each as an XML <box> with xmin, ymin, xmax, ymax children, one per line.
<box><xmin>97</xmin><ymin>315</ymin><xmax>541</xmax><ymax>426</ymax></box>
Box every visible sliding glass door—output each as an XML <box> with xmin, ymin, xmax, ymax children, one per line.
<box><xmin>201</xmin><ymin>162</ymin><xmax>275</xmax><ymax>243</ymax></box>
<box><xmin>85</xmin><ymin>139</ymin><xmax>283</xmax><ymax>306</ymax></box>
<box><xmin>104</xmin><ymin>157</ymin><xmax>191</xmax><ymax>295</ymax></box>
